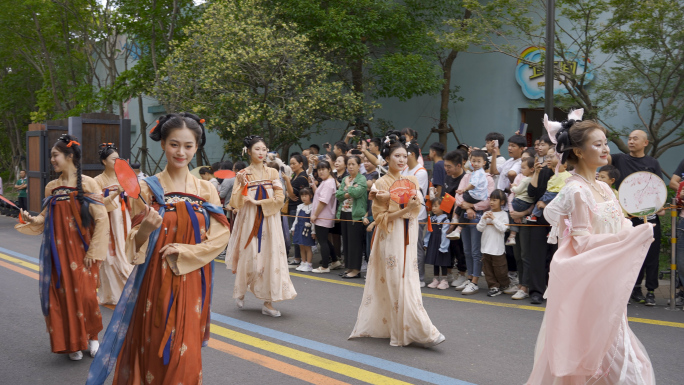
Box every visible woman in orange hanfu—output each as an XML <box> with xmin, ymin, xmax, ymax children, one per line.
<box><xmin>349</xmin><ymin>132</ymin><xmax>445</xmax><ymax>347</ymax></box>
<box><xmin>87</xmin><ymin>113</ymin><xmax>231</xmax><ymax>385</ymax></box>
<box><xmin>226</xmin><ymin>135</ymin><xmax>297</xmax><ymax>317</ymax></box>
<box><xmin>93</xmin><ymin>143</ymin><xmax>134</xmax><ymax>305</ymax></box>
<box><xmin>17</xmin><ymin>134</ymin><xmax>109</xmax><ymax>361</ymax></box>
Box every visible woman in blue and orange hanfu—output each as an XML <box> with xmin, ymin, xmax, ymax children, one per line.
<box><xmin>87</xmin><ymin>113</ymin><xmax>231</xmax><ymax>385</ymax></box>
<box><xmin>17</xmin><ymin>135</ymin><xmax>109</xmax><ymax>361</ymax></box>
<box><xmin>226</xmin><ymin>135</ymin><xmax>296</xmax><ymax>317</ymax></box>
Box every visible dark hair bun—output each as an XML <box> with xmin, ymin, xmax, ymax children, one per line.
<box><xmin>555</xmin><ymin>119</ymin><xmax>577</xmax><ymax>164</ymax></box>
<box><xmin>243</xmin><ymin>135</ymin><xmax>265</xmax><ymax>150</ymax></box>
<box><xmin>380</xmin><ymin>130</ymin><xmax>407</xmax><ymax>159</ymax></box>
<box><xmin>149</xmin><ymin>113</ymin><xmax>206</xmax><ymax>147</ymax></box>
<box><xmin>149</xmin><ymin>114</ymin><xmax>174</xmax><ymax>142</ymax></box>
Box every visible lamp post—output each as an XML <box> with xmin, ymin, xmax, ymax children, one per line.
<box><xmin>544</xmin><ymin>0</ymin><xmax>555</xmax><ymax>120</ymax></box>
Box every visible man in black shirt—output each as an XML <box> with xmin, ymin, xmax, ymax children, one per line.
<box><xmin>444</xmin><ymin>150</ymin><xmax>468</xmax><ymax>287</ymax></box>
<box><xmin>609</xmin><ymin>130</ymin><xmax>664</xmax><ymax>306</ymax></box>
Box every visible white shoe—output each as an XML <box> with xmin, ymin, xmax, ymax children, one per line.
<box><xmin>418</xmin><ymin>333</ymin><xmax>446</xmax><ymax>348</ymax></box>
<box><xmin>420</xmin><ymin>281</ymin><xmax>426</xmax><ymax>288</ymax></box>
<box><xmin>329</xmin><ymin>261</ymin><xmax>343</xmax><ymax>270</ymax></box>
<box><xmin>295</xmin><ymin>263</ymin><xmax>306</xmax><ymax>271</ymax></box>
<box><xmin>437</xmin><ymin>279</ymin><xmax>449</xmax><ymax>290</ymax></box>
<box><xmin>427</xmin><ymin>278</ymin><xmax>440</xmax><ymax>288</ymax></box>
<box><xmin>451</xmin><ymin>274</ymin><xmax>468</xmax><ymax>287</ymax></box>
<box><xmin>312</xmin><ymin>266</ymin><xmax>330</xmax><ymax>273</ymax></box>
<box><xmin>462</xmin><ymin>282</ymin><xmax>479</xmax><ymax>295</ymax></box>
<box><xmin>454</xmin><ymin>279</ymin><xmax>471</xmax><ymax>291</ymax></box>
<box><xmin>302</xmin><ymin>263</ymin><xmax>313</xmax><ymax>272</ymax></box>
<box><xmin>68</xmin><ymin>351</ymin><xmax>83</xmax><ymax>361</ymax></box>
<box><xmin>262</xmin><ymin>305</ymin><xmax>281</xmax><ymax>317</ymax></box>
<box><xmin>508</xmin><ymin>271</ymin><xmax>519</xmax><ymax>285</ymax></box>
<box><xmin>503</xmin><ymin>283</ymin><xmax>519</xmax><ymax>295</ymax></box>
<box><xmin>446</xmin><ymin>229</ymin><xmax>461</xmax><ymax>240</ymax></box>
<box><xmin>235</xmin><ymin>296</ymin><xmax>244</xmax><ymax>309</ymax></box>
<box><xmin>512</xmin><ymin>290</ymin><xmax>529</xmax><ymax>300</ymax></box>
<box><xmin>505</xmin><ymin>237</ymin><xmax>516</xmax><ymax>246</ymax></box>
<box><xmin>88</xmin><ymin>340</ymin><xmax>99</xmax><ymax>357</ymax></box>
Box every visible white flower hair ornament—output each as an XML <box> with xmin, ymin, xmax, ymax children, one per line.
<box><xmin>242</xmin><ymin>146</ymin><xmax>247</xmax><ymax>156</ymax></box>
<box><xmin>384</xmin><ymin>136</ymin><xmax>391</xmax><ymax>144</ymax></box>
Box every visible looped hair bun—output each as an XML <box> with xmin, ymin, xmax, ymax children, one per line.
<box><xmin>243</xmin><ymin>135</ymin><xmax>265</xmax><ymax>150</ymax></box>
<box><xmin>555</xmin><ymin>119</ymin><xmax>577</xmax><ymax>164</ymax></box>
<box><xmin>98</xmin><ymin>143</ymin><xmax>118</xmax><ymax>157</ymax></box>
<box><xmin>149</xmin><ymin>113</ymin><xmax>206</xmax><ymax>147</ymax></box>
<box><xmin>380</xmin><ymin>130</ymin><xmax>406</xmax><ymax>159</ymax></box>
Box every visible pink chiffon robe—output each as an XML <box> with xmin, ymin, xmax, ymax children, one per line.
<box><xmin>526</xmin><ymin>176</ymin><xmax>656</xmax><ymax>385</ymax></box>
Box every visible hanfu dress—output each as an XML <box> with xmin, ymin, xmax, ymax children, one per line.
<box><xmin>349</xmin><ymin>174</ymin><xmax>441</xmax><ymax>346</ymax></box>
<box><xmin>226</xmin><ymin>165</ymin><xmax>297</xmax><ymax>302</ymax></box>
<box><xmin>526</xmin><ymin>176</ymin><xmax>655</xmax><ymax>385</ymax></box>
<box><xmin>94</xmin><ymin>173</ymin><xmax>134</xmax><ymax>305</ymax></box>
<box><xmin>86</xmin><ymin>169</ymin><xmax>231</xmax><ymax>385</ymax></box>
<box><xmin>15</xmin><ymin>176</ymin><xmax>109</xmax><ymax>354</ymax></box>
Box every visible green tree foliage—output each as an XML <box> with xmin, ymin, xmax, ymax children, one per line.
<box><xmin>155</xmin><ymin>0</ymin><xmax>371</xmax><ymax>155</ymax></box>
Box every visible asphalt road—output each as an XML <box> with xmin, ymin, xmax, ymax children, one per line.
<box><xmin>0</xmin><ymin>215</ymin><xmax>681</xmax><ymax>385</ymax></box>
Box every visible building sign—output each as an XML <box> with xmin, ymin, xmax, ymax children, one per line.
<box><xmin>515</xmin><ymin>47</ymin><xmax>594</xmax><ymax>100</ymax></box>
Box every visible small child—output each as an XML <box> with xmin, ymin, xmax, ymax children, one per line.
<box><xmin>506</xmin><ymin>157</ymin><xmax>536</xmax><ymax>245</ymax></box>
<box><xmin>476</xmin><ymin>190</ymin><xmax>515</xmax><ymax>297</ymax></box>
<box><xmin>526</xmin><ymin>156</ymin><xmax>572</xmax><ymax>222</ymax></box>
<box><xmin>447</xmin><ymin>150</ymin><xmax>489</xmax><ymax>239</ymax></box>
<box><xmin>424</xmin><ymin>199</ymin><xmax>452</xmax><ymax>290</ymax></box>
<box><xmin>597</xmin><ymin>164</ymin><xmax>620</xmax><ymax>198</ymax></box>
<box><xmin>292</xmin><ymin>188</ymin><xmax>316</xmax><ymax>272</ymax></box>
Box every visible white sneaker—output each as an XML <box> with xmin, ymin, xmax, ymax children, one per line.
<box><xmin>302</xmin><ymin>262</ymin><xmax>313</xmax><ymax>272</ymax></box>
<box><xmin>427</xmin><ymin>278</ymin><xmax>440</xmax><ymax>288</ymax></box>
<box><xmin>451</xmin><ymin>274</ymin><xmax>468</xmax><ymax>287</ymax></box>
<box><xmin>437</xmin><ymin>279</ymin><xmax>449</xmax><ymax>290</ymax></box>
<box><xmin>68</xmin><ymin>351</ymin><xmax>83</xmax><ymax>361</ymax></box>
<box><xmin>329</xmin><ymin>261</ymin><xmax>343</xmax><ymax>270</ymax></box>
<box><xmin>505</xmin><ymin>237</ymin><xmax>516</xmax><ymax>246</ymax></box>
<box><xmin>508</xmin><ymin>271</ymin><xmax>519</xmax><ymax>285</ymax></box>
<box><xmin>420</xmin><ymin>281</ymin><xmax>426</xmax><ymax>288</ymax></box>
<box><xmin>446</xmin><ymin>229</ymin><xmax>461</xmax><ymax>240</ymax></box>
<box><xmin>512</xmin><ymin>290</ymin><xmax>529</xmax><ymax>300</ymax></box>
<box><xmin>503</xmin><ymin>283</ymin><xmax>519</xmax><ymax>295</ymax></box>
<box><xmin>88</xmin><ymin>340</ymin><xmax>99</xmax><ymax>357</ymax></box>
<box><xmin>312</xmin><ymin>266</ymin><xmax>330</xmax><ymax>273</ymax></box>
<box><xmin>295</xmin><ymin>263</ymin><xmax>306</xmax><ymax>271</ymax></box>
<box><xmin>454</xmin><ymin>279</ymin><xmax>471</xmax><ymax>291</ymax></box>
<box><xmin>462</xmin><ymin>282</ymin><xmax>479</xmax><ymax>295</ymax></box>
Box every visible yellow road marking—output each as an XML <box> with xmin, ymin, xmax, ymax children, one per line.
<box><xmin>216</xmin><ymin>259</ymin><xmax>684</xmax><ymax>329</ymax></box>
<box><xmin>0</xmin><ymin>253</ymin><xmax>39</xmax><ymax>271</ymax></box>
<box><xmin>210</xmin><ymin>324</ymin><xmax>412</xmax><ymax>385</ymax></box>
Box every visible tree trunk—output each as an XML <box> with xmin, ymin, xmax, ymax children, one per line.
<box><xmin>31</xmin><ymin>10</ymin><xmax>65</xmax><ymax>114</ymax></box>
<box><xmin>137</xmin><ymin>96</ymin><xmax>149</xmax><ymax>175</ymax></box>
<box><xmin>351</xmin><ymin>57</ymin><xmax>364</xmax><ymax>131</ymax></box>
<box><xmin>438</xmin><ymin>49</ymin><xmax>459</xmax><ymax>145</ymax></box>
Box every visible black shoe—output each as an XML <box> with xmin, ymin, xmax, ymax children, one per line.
<box><xmin>645</xmin><ymin>291</ymin><xmax>656</xmax><ymax>306</ymax></box>
<box><xmin>342</xmin><ymin>273</ymin><xmax>361</xmax><ymax>279</ymax></box>
<box><xmin>530</xmin><ymin>294</ymin><xmax>543</xmax><ymax>304</ymax></box>
<box><xmin>631</xmin><ymin>288</ymin><xmax>646</xmax><ymax>303</ymax></box>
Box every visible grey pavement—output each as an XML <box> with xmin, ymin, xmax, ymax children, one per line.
<box><xmin>0</xmin><ymin>215</ymin><xmax>681</xmax><ymax>385</ymax></box>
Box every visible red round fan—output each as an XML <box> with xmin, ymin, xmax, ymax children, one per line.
<box><xmin>114</xmin><ymin>158</ymin><xmax>147</xmax><ymax>205</ymax></box>
<box><xmin>389</xmin><ymin>179</ymin><xmax>417</xmax><ymax>205</ymax></box>
<box><xmin>214</xmin><ymin>169</ymin><xmax>236</xmax><ymax>179</ymax></box>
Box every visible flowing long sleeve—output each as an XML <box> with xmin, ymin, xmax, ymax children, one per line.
<box><xmin>125</xmin><ymin>181</ymin><xmax>152</xmax><ymax>265</ymax></box>
<box><xmin>229</xmin><ymin>171</ymin><xmax>247</xmax><ymax>210</ymax></box>
<box><xmin>260</xmin><ymin>168</ymin><xmax>285</xmax><ymax>217</ymax></box>
<box><xmin>167</xmin><ymin>181</ymin><xmax>231</xmax><ymax>275</ymax></box>
<box><xmin>83</xmin><ymin>177</ymin><xmax>110</xmax><ymax>261</ymax></box>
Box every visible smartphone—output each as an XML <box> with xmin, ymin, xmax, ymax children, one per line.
<box><xmin>280</xmin><ymin>166</ymin><xmax>285</xmax><ymax>173</ymax></box>
<box><xmin>350</xmin><ymin>149</ymin><xmax>362</xmax><ymax>155</ymax></box>
<box><xmin>493</xmin><ymin>140</ymin><xmax>499</xmax><ymax>148</ymax></box>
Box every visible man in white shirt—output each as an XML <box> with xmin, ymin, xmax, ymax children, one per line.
<box><xmin>484</xmin><ymin>132</ymin><xmax>507</xmax><ymax>187</ymax></box>
<box><xmin>402</xmin><ymin>143</ymin><xmax>429</xmax><ymax>287</ymax></box>
<box><xmin>493</xmin><ymin>135</ymin><xmax>526</xmax><ymax>194</ymax></box>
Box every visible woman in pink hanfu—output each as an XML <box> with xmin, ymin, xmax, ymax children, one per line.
<box><xmin>526</xmin><ymin>115</ymin><xmax>655</xmax><ymax>385</ymax></box>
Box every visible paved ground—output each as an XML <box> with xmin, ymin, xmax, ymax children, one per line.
<box><xmin>0</xmin><ymin>215</ymin><xmax>682</xmax><ymax>385</ymax></box>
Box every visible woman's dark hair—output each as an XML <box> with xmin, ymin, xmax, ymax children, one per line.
<box><xmin>199</xmin><ymin>167</ymin><xmax>212</xmax><ymax>175</ymax></box>
<box><xmin>316</xmin><ymin>160</ymin><xmax>332</xmax><ymax>171</ymax></box>
<box><xmin>54</xmin><ymin>135</ymin><xmax>92</xmax><ymax>228</ymax></box>
<box><xmin>149</xmin><ymin>112</ymin><xmax>206</xmax><ymax>147</ymax></box>
<box><xmin>290</xmin><ymin>154</ymin><xmax>308</xmax><ymax>170</ymax></box>
<box><xmin>401</xmin><ymin>127</ymin><xmax>418</xmax><ymax>140</ymax></box>
<box><xmin>98</xmin><ymin>143</ymin><xmax>118</xmax><ymax>165</ymax></box>
<box><xmin>380</xmin><ymin>130</ymin><xmax>407</xmax><ymax>158</ymax></box>
<box><xmin>346</xmin><ymin>155</ymin><xmax>361</xmax><ymax>166</ymax></box>
<box><xmin>299</xmin><ymin>187</ymin><xmax>313</xmax><ymax>198</ymax></box>
<box><xmin>233</xmin><ymin>161</ymin><xmax>247</xmax><ymax>171</ymax></box>
<box><xmin>490</xmin><ymin>189</ymin><xmax>507</xmax><ymax>201</ymax></box>
<box><xmin>243</xmin><ymin>135</ymin><xmax>266</xmax><ymax>151</ymax></box>
<box><xmin>555</xmin><ymin>120</ymin><xmax>606</xmax><ymax>165</ymax></box>
<box><xmin>523</xmin><ymin>156</ymin><xmax>535</xmax><ymax>169</ymax></box>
